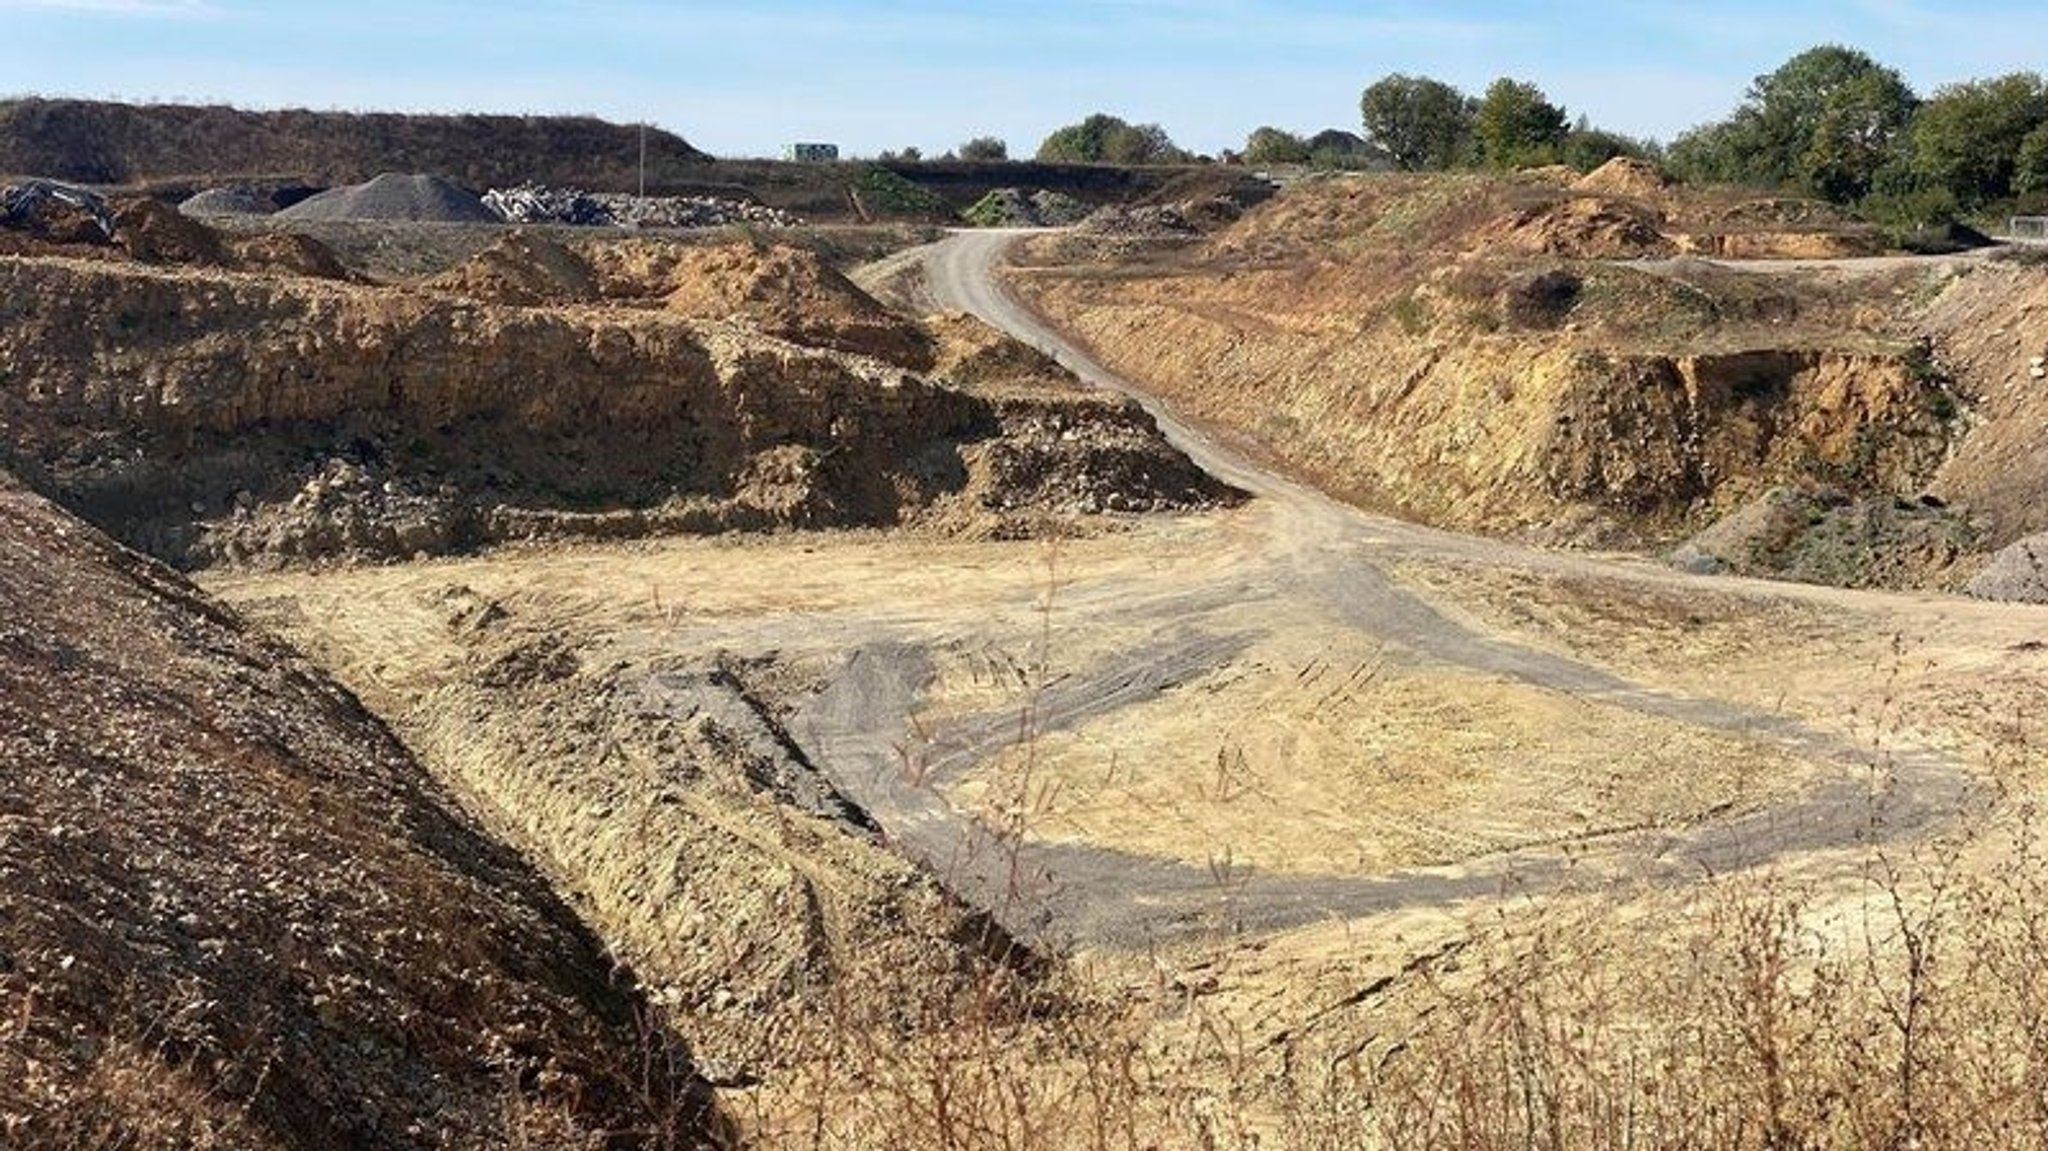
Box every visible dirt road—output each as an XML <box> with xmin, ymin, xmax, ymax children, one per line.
<box><xmin>781</xmin><ymin>230</ymin><xmax>1982</xmax><ymax>946</ymax></box>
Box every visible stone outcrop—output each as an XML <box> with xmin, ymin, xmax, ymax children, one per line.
<box><xmin>0</xmin><ymin>255</ymin><xmax>984</xmax><ymax>563</ymax></box>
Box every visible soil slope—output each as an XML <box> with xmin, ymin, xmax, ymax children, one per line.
<box><xmin>0</xmin><ymin>473</ymin><xmax>717</xmax><ymax>1148</ymax></box>
<box><xmin>1012</xmin><ymin>170</ymin><xmax>1962</xmax><ymax>555</ymax></box>
<box><xmin>1919</xmin><ymin>255</ymin><xmax>2048</xmax><ymax>543</ymax></box>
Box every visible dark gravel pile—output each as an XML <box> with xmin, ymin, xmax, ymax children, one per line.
<box><xmin>1966</xmin><ymin>532</ymin><xmax>2048</xmax><ymax>602</ymax></box>
<box><xmin>278</xmin><ymin>172</ymin><xmax>497</xmax><ymax>224</ymax></box>
<box><xmin>179</xmin><ymin>184</ymin><xmax>279</xmax><ymax>216</ymax></box>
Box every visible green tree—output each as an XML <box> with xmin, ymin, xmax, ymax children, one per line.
<box><xmin>1667</xmin><ymin>45</ymin><xmax>1915</xmax><ymax>201</ymax></box>
<box><xmin>2017</xmin><ymin>122</ymin><xmax>2048</xmax><ymax>199</ymax></box>
<box><xmin>1242</xmin><ymin>126</ymin><xmax>1311</xmax><ymax>164</ymax></box>
<box><xmin>1799</xmin><ymin>66</ymin><xmax>1918</xmax><ymax>201</ymax></box>
<box><xmin>1560</xmin><ymin>117</ymin><xmax>1656</xmax><ymax>172</ymax></box>
<box><xmin>1750</xmin><ymin>46</ymin><xmax>1913</xmax><ymax>191</ymax></box>
<box><xmin>1035</xmin><ymin>113</ymin><xmax>1188</xmax><ymax>164</ymax></box>
<box><xmin>1908</xmin><ymin>73</ymin><xmax>2048</xmax><ymax>208</ymax></box>
<box><xmin>1359</xmin><ymin>74</ymin><xmax>1473</xmax><ymax>170</ymax></box>
<box><xmin>1036</xmin><ymin>114</ymin><xmax>1120</xmax><ymax>162</ymax></box>
<box><xmin>1472</xmin><ymin>77</ymin><xmax>1568</xmax><ymax>168</ymax></box>
<box><xmin>956</xmin><ymin>135</ymin><xmax>1009</xmax><ymax>162</ymax></box>
<box><xmin>1667</xmin><ymin>116</ymin><xmax>1762</xmax><ymax>185</ymax></box>
<box><xmin>1110</xmin><ymin>122</ymin><xmax>1189</xmax><ymax>165</ymax></box>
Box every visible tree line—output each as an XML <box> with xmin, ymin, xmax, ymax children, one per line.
<box><xmin>1667</xmin><ymin>45</ymin><xmax>2048</xmax><ymax>223</ymax></box>
<box><xmin>902</xmin><ymin>44</ymin><xmax>2048</xmax><ymax>227</ymax></box>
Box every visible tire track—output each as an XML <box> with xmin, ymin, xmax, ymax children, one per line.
<box><xmin>781</xmin><ymin>231</ymin><xmax>1981</xmax><ymax>948</ymax></box>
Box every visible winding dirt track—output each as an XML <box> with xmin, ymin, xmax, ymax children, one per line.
<box><xmin>787</xmin><ymin>231</ymin><xmax>1978</xmax><ymax>949</ymax></box>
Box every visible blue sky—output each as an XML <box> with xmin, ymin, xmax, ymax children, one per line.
<box><xmin>2</xmin><ymin>1</ymin><xmax>2045</xmax><ymax>159</ymax></box>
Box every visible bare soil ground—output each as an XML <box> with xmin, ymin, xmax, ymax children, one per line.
<box><xmin>193</xmin><ymin>228</ymin><xmax>2048</xmax><ymax>1149</ymax></box>
<box><xmin>208</xmin><ymin>231</ymin><xmax>2042</xmax><ymax>955</ymax></box>
<box><xmin>15</xmin><ymin>169</ymin><xmax>2048</xmax><ymax>1147</ymax></box>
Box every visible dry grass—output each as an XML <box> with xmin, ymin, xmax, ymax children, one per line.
<box><xmin>726</xmin><ymin>806</ymin><xmax>2048</xmax><ymax>1150</ymax></box>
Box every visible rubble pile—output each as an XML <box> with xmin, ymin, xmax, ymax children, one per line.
<box><xmin>1076</xmin><ymin>203</ymin><xmax>1200</xmax><ymax>239</ymax></box>
<box><xmin>961</xmin><ymin>187</ymin><xmax>1092</xmax><ymax>228</ymax></box>
<box><xmin>483</xmin><ymin>183</ymin><xmax>802</xmax><ymax>229</ymax></box>
<box><xmin>1966</xmin><ymin>532</ymin><xmax>2048</xmax><ymax>602</ymax></box>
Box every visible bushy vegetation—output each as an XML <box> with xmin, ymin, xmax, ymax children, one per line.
<box><xmin>1472</xmin><ymin>78</ymin><xmax>1569</xmax><ymax>169</ymax></box>
<box><xmin>1035</xmin><ymin>113</ymin><xmax>1191</xmax><ymax>165</ymax></box>
<box><xmin>1666</xmin><ymin>46</ymin><xmax>2048</xmax><ymax>227</ymax></box>
<box><xmin>1346</xmin><ymin>45</ymin><xmax>2048</xmax><ymax>230</ymax></box>
<box><xmin>851</xmin><ymin>165</ymin><xmax>953</xmax><ymax>219</ymax></box>
<box><xmin>1359</xmin><ymin>74</ymin><xmax>1476</xmax><ymax>170</ymax></box>
<box><xmin>956</xmin><ymin>135</ymin><xmax>1010</xmax><ymax>162</ymax></box>
<box><xmin>1241</xmin><ymin>126</ymin><xmax>1311</xmax><ymax>165</ymax></box>
<box><xmin>1358</xmin><ymin>73</ymin><xmax>1652</xmax><ymax>174</ymax></box>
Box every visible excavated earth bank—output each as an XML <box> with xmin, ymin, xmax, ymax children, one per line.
<box><xmin>0</xmin><ymin>473</ymin><xmax>721</xmax><ymax>1147</ymax></box>
<box><xmin>0</xmin><ymin>224</ymin><xmax>1235</xmax><ymax>569</ymax></box>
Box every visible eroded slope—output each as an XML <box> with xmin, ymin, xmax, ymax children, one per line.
<box><xmin>0</xmin><ymin>474</ymin><xmax>717</xmax><ymax>1148</ymax></box>
<box><xmin>1011</xmin><ymin>167</ymin><xmax>1966</xmax><ymax>564</ymax></box>
<box><xmin>0</xmin><ymin>224</ymin><xmax>1232</xmax><ymax>568</ymax></box>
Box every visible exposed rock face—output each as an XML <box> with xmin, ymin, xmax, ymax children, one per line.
<box><xmin>0</xmin><ymin>243</ymin><xmax>1233</xmax><ymax>566</ymax></box>
<box><xmin>1540</xmin><ymin>350</ymin><xmax>1954</xmax><ymax>519</ymax></box>
<box><xmin>1920</xmin><ymin>260</ymin><xmax>2048</xmax><ymax>546</ymax></box>
<box><xmin>1015</xmin><ymin>264</ymin><xmax>1956</xmax><ymax>544</ymax></box>
<box><xmin>432</xmin><ymin>235</ymin><xmax>939</xmax><ymax>369</ymax></box>
<box><xmin>1012</xmin><ymin>174</ymin><xmax>1958</xmax><ymax>553</ymax></box>
<box><xmin>0</xmin><ymin>255</ymin><xmax>986</xmax><ymax>564</ymax></box>
<box><xmin>0</xmin><ymin>478</ymin><xmax>718</xmax><ymax>1147</ymax></box>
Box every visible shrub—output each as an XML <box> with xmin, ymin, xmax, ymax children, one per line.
<box><xmin>853</xmin><ymin>166</ymin><xmax>952</xmax><ymax>219</ymax></box>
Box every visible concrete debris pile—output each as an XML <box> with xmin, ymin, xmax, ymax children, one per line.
<box><xmin>483</xmin><ymin>183</ymin><xmax>802</xmax><ymax>229</ymax></box>
<box><xmin>481</xmin><ymin>183</ymin><xmax>615</xmax><ymax>226</ymax></box>
<box><xmin>0</xmin><ymin>179</ymin><xmax>114</xmax><ymax>241</ymax></box>
<box><xmin>1076</xmin><ymin>203</ymin><xmax>1199</xmax><ymax>239</ymax></box>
